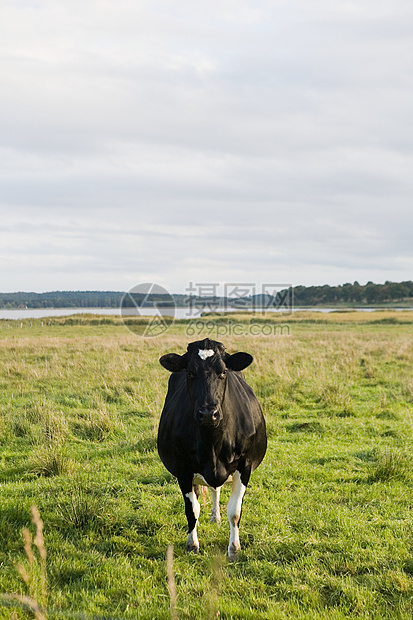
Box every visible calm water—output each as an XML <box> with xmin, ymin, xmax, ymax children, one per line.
<box><xmin>0</xmin><ymin>307</ymin><xmax>410</xmax><ymax>321</ymax></box>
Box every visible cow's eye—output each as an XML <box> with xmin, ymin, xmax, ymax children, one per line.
<box><xmin>218</xmin><ymin>371</ymin><xmax>227</xmax><ymax>379</ymax></box>
<box><xmin>186</xmin><ymin>370</ymin><xmax>196</xmax><ymax>379</ymax></box>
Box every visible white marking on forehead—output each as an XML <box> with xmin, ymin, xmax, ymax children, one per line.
<box><xmin>198</xmin><ymin>349</ymin><xmax>214</xmax><ymax>360</ymax></box>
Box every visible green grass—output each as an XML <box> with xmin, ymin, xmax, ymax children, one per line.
<box><xmin>1</xmin><ymin>312</ymin><xmax>413</xmax><ymax>618</ymax></box>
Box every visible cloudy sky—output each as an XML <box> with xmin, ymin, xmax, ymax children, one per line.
<box><xmin>1</xmin><ymin>0</ymin><xmax>412</xmax><ymax>294</ymax></box>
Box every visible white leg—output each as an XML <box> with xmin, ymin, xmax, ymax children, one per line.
<box><xmin>210</xmin><ymin>486</ymin><xmax>221</xmax><ymax>523</ymax></box>
<box><xmin>185</xmin><ymin>490</ymin><xmax>200</xmax><ymax>552</ymax></box>
<box><xmin>226</xmin><ymin>471</ymin><xmax>246</xmax><ymax>560</ymax></box>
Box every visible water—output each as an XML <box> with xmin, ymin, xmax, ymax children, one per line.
<box><xmin>0</xmin><ymin>306</ymin><xmax>410</xmax><ymax>321</ymax></box>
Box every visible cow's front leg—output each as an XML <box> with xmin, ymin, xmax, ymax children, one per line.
<box><xmin>226</xmin><ymin>470</ymin><xmax>248</xmax><ymax>561</ymax></box>
<box><xmin>179</xmin><ymin>476</ymin><xmax>201</xmax><ymax>553</ymax></box>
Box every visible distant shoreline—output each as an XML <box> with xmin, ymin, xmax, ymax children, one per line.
<box><xmin>1</xmin><ymin>306</ymin><xmax>413</xmax><ymax>321</ymax></box>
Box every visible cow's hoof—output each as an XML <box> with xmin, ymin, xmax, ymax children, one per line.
<box><xmin>227</xmin><ymin>543</ymin><xmax>240</xmax><ymax>562</ymax></box>
<box><xmin>186</xmin><ymin>543</ymin><xmax>200</xmax><ymax>554</ymax></box>
<box><xmin>210</xmin><ymin>514</ymin><xmax>221</xmax><ymax>524</ymax></box>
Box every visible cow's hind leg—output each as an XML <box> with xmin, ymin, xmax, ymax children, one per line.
<box><xmin>179</xmin><ymin>477</ymin><xmax>201</xmax><ymax>553</ymax></box>
<box><xmin>226</xmin><ymin>470</ymin><xmax>247</xmax><ymax>561</ymax></box>
<box><xmin>210</xmin><ymin>486</ymin><xmax>221</xmax><ymax>523</ymax></box>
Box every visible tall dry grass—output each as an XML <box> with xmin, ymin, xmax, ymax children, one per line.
<box><xmin>1</xmin><ymin>507</ymin><xmax>47</xmax><ymax>620</ymax></box>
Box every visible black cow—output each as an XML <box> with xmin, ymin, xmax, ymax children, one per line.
<box><xmin>157</xmin><ymin>338</ymin><xmax>267</xmax><ymax>560</ymax></box>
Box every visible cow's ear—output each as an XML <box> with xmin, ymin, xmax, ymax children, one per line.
<box><xmin>159</xmin><ymin>353</ymin><xmax>187</xmax><ymax>373</ymax></box>
<box><xmin>226</xmin><ymin>352</ymin><xmax>253</xmax><ymax>371</ymax></box>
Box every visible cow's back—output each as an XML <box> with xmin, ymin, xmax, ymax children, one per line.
<box><xmin>222</xmin><ymin>370</ymin><xmax>267</xmax><ymax>471</ymax></box>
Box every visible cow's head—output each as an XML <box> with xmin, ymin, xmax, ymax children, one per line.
<box><xmin>160</xmin><ymin>338</ymin><xmax>253</xmax><ymax>427</ymax></box>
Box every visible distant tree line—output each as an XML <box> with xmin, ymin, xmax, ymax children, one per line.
<box><xmin>0</xmin><ymin>281</ymin><xmax>412</xmax><ymax>309</ymax></box>
<box><xmin>0</xmin><ymin>291</ymin><xmax>124</xmax><ymax>309</ymax></box>
<box><xmin>291</xmin><ymin>281</ymin><xmax>413</xmax><ymax>306</ymax></box>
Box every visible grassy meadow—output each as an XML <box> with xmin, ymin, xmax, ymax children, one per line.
<box><xmin>0</xmin><ymin>311</ymin><xmax>413</xmax><ymax>619</ymax></box>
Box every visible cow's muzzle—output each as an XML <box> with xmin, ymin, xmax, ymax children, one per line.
<box><xmin>198</xmin><ymin>407</ymin><xmax>221</xmax><ymax>425</ymax></box>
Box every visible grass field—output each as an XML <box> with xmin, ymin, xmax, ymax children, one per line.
<box><xmin>1</xmin><ymin>311</ymin><xmax>413</xmax><ymax>619</ymax></box>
